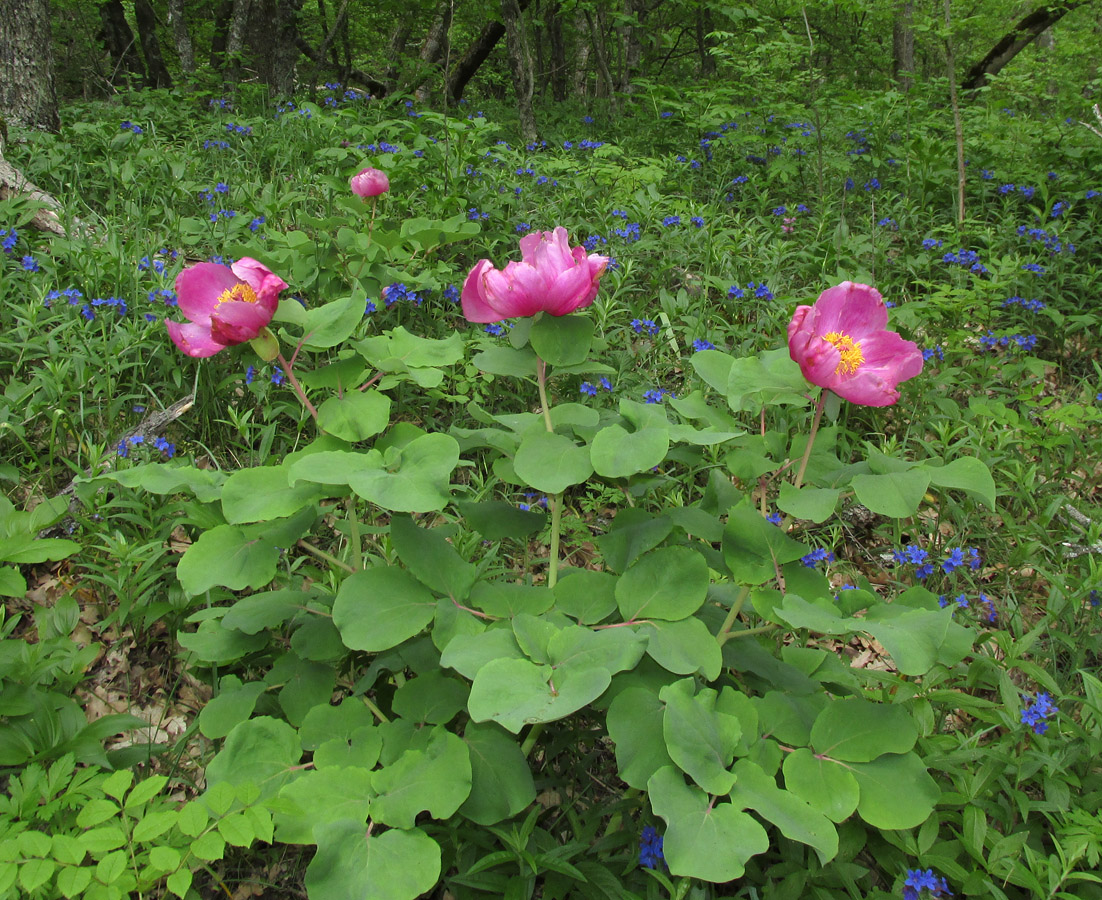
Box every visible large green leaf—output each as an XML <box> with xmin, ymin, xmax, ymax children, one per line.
<box><xmin>616</xmin><ymin>546</ymin><xmax>709</xmax><ymax>622</ymax></box>
<box><xmin>850</xmin><ymin>752</ymin><xmax>939</xmax><ymax>829</ymax></box>
<box><xmin>722</xmin><ymin>501</ymin><xmax>809</xmax><ymax>585</ymax></box>
<box><xmin>371</xmin><ymin>728</ymin><xmax>472</xmax><ymax>829</ymax></box>
<box><xmin>590</xmin><ymin>425</ymin><xmax>669</xmax><ymax>478</ymax></box>
<box><xmin>809</xmin><ymin>698</ymin><xmax>918</xmax><ymax>762</ymax></box>
<box><xmin>513</xmin><ymin>431</ymin><xmax>593</xmax><ymax>494</ymax></box>
<box><xmin>221</xmin><ymin>466</ymin><xmax>325</xmax><ymax>524</ymax></box>
<box><xmin>648</xmin><ymin>766</ymin><xmax>769</xmax><ymax>882</ymax></box>
<box><xmin>644</xmin><ymin>617</ymin><xmax>723</xmax><ymax>680</ymax></box>
<box><xmin>607</xmin><ymin>687</ymin><xmax>673</xmax><ymax>790</ymax></box>
<box><xmin>454</xmin><ymin>500</ymin><xmax>546</xmax><ymax>541</ymax></box>
<box><xmin>781</xmin><ymin>748</ymin><xmax>860</xmax><ymax>823</ymax></box>
<box><xmin>921</xmin><ymin>457</ymin><xmax>997</xmax><ymax>509</ymax></box>
<box><xmin>553</xmin><ymin>569</ymin><xmax>618</xmax><ymax>624</ymax></box>
<box><xmin>348</xmin><ymin>433</ymin><xmax>458</xmax><ymax>512</ymax></box>
<box><xmin>272</xmin><ymin>767</ymin><xmax>375</xmax><ymax>844</ymax></box>
<box><xmin>389</xmin><ymin>514</ymin><xmax>477</xmax><ymax>601</ymax></box>
<box><xmin>776</xmin><ymin>483</ymin><xmax>840</xmax><ymax>523</ymax></box>
<box><xmin>529</xmin><ymin>313</ymin><xmax>594</xmax><ymax>367</ymax></box>
<box><xmin>333</xmin><ymin>567</ymin><xmax>437</xmax><ymax>652</ymax></box>
<box><xmin>471</xmin><ymin>345</ymin><xmax>538</xmax><ymax>378</ymax></box>
<box><xmin>316</xmin><ymin>391</ymin><xmax>392</xmax><ymax>443</ymax></box>
<box><xmin>729</xmin><ymin>759</ymin><xmax>838</xmax><ymax>863</ymax></box>
<box><xmin>660</xmin><ymin>679</ymin><xmax>739</xmax><ymax>795</ymax></box>
<box><xmin>306</xmin><ymin>822</ymin><xmax>440</xmax><ymax>900</ymax></box>
<box><xmin>850</xmin><ymin>470</ymin><xmax>931</xmax><ymax>518</ymax></box>
<box><xmin>204</xmin><ymin>717</ymin><xmax>302</xmax><ymax>801</ymax></box>
<box><xmin>298</xmin><ymin>294</ymin><xmax>364</xmax><ymax>350</ymax></box>
<box><xmin>460</xmin><ymin>723</ymin><xmax>536</xmax><ymax>825</ymax></box>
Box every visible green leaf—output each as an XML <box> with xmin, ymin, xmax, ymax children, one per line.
<box><xmin>56</xmin><ymin>865</ymin><xmax>92</xmax><ymax>898</ymax></box>
<box><xmin>317</xmin><ymin>390</ymin><xmax>392</xmax><ymax>443</ymax></box>
<box><xmin>218</xmin><ymin>812</ymin><xmax>257</xmax><ymax>847</ymax></box>
<box><xmin>348</xmin><ymin>433</ymin><xmax>459</xmax><ymax>512</ymax></box>
<box><xmin>453</xmin><ymin>500</ymin><xmax>546</xmax><ymax>541</ymax></box>
<box><xmin>553</xmin><ymin>569</ymin><xmax>618</xmax><ymax>624</ymax></box>
<box><xmin>371</xmin><ymin>728</ymin><xmax>472</xmax><ymax>829</ymax></box>
<box><xmin>660</xmin><ymin>679</ymin><xmax>739</xmax><ymax>795</ymax></box>
<box><xmin>221</xmin><ymin>465</ymin><xmax>324</xmax><ymax>524</ymax></box>
<box><xmin>513</xmin><ymin>431</ymin><xmax>593</xmax><ymax>494</ymax></box>
<box><xmin>776</xmin><ymin>483</ymin><xmax>840</xmax><ymax>523</ymax></box>
<box><xmin>299</xmin><ymin>294</ymin><xmax>364</xmax><ymax>350</ymax></box>
<box><xmin>333</xmin><ymin>567</ymin><xmax>437</xmax><ymax>652</ymax></box>
<box><xmin>468</xmin><ymin>581</ymin><xmax>553</xmax><ymax>618</ymax></box>
<box><xmin>595</xmin><ymin>511</ymin><xmax>672</xmax><ymax>573</ymax></box>
<box><xmin>729</xmin><ymin>759</ymin><xmax>838</xmax><ymax>863</ymax></box>
<box><xmin>471</xmin><ymin>345</ymin><xmax>539</xmax><ymax>377</ymax></box>
<box><xmin>850</xmin><ymin>470</ymin><xmax>931</xmax><ymax>518</ymax></box>
<box><xmin>306</xmin><ymin>822</ymin><xmax>441</xmax><ymax>900</ymax></box>
<box><xmin>132</xmin><ymin>809</ymin><xmax>178</xmax><ymax>842</ymax></box>
<box><xmin>177</xmin><ymin>802</ymin><xmax>209</xmax><ymax>837</ymax></box>
<box><xmin>18</xmin><ymin>857</ymin><xmax>55</xmax><ymax>893</ymax></box>
<box><xmin>390</xmin><ymin>514</ymin><xmax>477</xmax><ymax>600</ymax></box>
<box><xmin>221</xmin><ymin>589</ymin><xmax>305</xmax><ymax>634</ymax></box>
<box><xmin>96</xmin><ymin>849</ymin><xmax>127</xmax><ymax>884</ymax></box>
<box><xmin>177</xmin><ymin>618</ymin><xmax>268</xmax><ymax>663</ymax></box>
<box><xmin>76</xmin><ymin>798</ymin><xmax>119</xmax><ymax>828</ymax></box>
<box><xmin>690</xmin><ymin>350</ymin><xmax>734</xmax><ymax>393</ymax></box>
<box><xmin>198</xmin><ymin>682</ymin><xmax>268</xmax><ymax>735</ymax></box>
<box><xmin>590</xmin><ymin>425</ymin><xmax>669</xmax><ymax>478</ymax></box>
<box><xmin>175</xmin><ymin>524</ymin><xmax>279</xmax><ymax>596</ymax></box>
<box><xmin>616</xmin><ymin>546</ymin><xmax>709</xmax><ymax>622</ymax></box>
<box><xmin>781</xmin><ymin>748</ymin><xmax>860</xmax><ymax>823</ymax></box>
<box><xmin>863</xmin><ymin>606</ymin><xmax>970</xmax><ymax>676</ymax></box>
<box><xmin>459</xmin><ymin>723</ymin><xmax>536</xmax><ymax>825</ymax></box>
<box><xmin>356</xmin><ymin>327</ymin><xmax>463</xmax><ymax>386</ymax></box>
<box><xmin>850</xmin><ymin>752</ymin><xmax>939</xmax><ymax>829</ymax></box>
<box><xmin>726</xmin><ymin>348</ymin><xmax>810</xmax><ymax>412</ymax></box>
<box><xmin>645</xmin><ymin>617</ymin><xmax>723</xmax><ymax>680</ymax></box>
<box><xmin>0</xmin><ymin>565</ymin><xmax>26</xmax><ymax>597</ymax></box>
<box><xmin>272</xmin><ymin>767</ymin><xmax>375</xmax><ymax>844</ymax></box>
<box><xmin>607</xmin><ymin>687</ymin><xmax>673</xmax><ymax>790</ymax></box>
<box><xmin>148</xmin><ymin>846</ymin><xmax>182</xmax><ymax>872</ymax></box>
<box><xmin>810</xmin><ymin>698</ymin><xmax>918</xmax><ymax>761</ymax></box>
<box><xmin>529</xmin><ymin>314</ymin><xmax>594</xmax><ymax>367</ymax></box>
<box><xmin>648</xmin><ymin>766</ymin><xmax>769</xmax><ymax>882</ymax></box>
<box><xmin>79</xmin><ymin>826</ymin><xmax>126</xmax><ymax>853</ymax></box>
<box><xmin>86</xmin><ymin>463</ymin><xmax>227</xmax><ymax>502</ymax></box>
<box><xmin>391</xmin><ymin>671</ymin><xmax>469</xmax><ymax>725</ymax></box>
<box><xmin>722</xmin><ymin>501</ymin><xmax>809</xmax><ymax>585</ymax></box>
<box><xmin>204</xmin><ymin>717</ymin><xmax>302</xmax><ymax>801</ymax></box>
<box><xmin>166</xmin><ymin>868</ymin><xmax>193</xmax><ymax>899</ymax></box>
<box><xmin>467</xmin><ymin>657</ymin><xmax>588</xmax><ymax>733</ymax></box>
<box><xmin>190</xmin><ymin>830</ymin><xmax>226</xmax><ymax>861</ymax></box>
<box><xmin>124</xmin><ymin>773</ymin><xmax>169</xmax><ymax>809</ymax></box>
<box><xmin>921</xmin><ymin>456</ymin><xmax>996</xmax><ymax>509</ymax></box>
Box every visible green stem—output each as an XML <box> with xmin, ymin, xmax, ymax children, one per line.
<box><xmin>346</xmin><ymin>496</ymin><xmax>362</xmax><ymax>571</ymax></box>
<box><xmin>793</xmin><ymin>391</ymin><xmax>827</xmax><ymax>491</ymax></box>
<box><xmin>716</xmin><ymin>585</ymin><xmax>751</xmax><ymax>646</ymax></box>
<box><xmin>535</xmin><ymin>354</ymin><xmax>562</xmax><ymax>588</ymax></box>
<box><xmin>724</xmin><ymin>623</ymin><xmax>778</xmax><ymax>639</ymax></box>
<box><xmin>296</xmin><ymin>539</ymin><xmax>355</xmax><ymax>573</ymax></box>
<box><xmin>520</xmin><ymin>723</ymin><xmax>545</xmax><ymax>757</ymax></box>
<box><xmin>362</xmin><ymin>694</ymin><xmax>390</xmax><ymax>724</ymax></box>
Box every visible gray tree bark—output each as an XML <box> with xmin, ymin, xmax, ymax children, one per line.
<box><xmin>501</xmin><ymin>0</ymin><xmax>537</xmax><ymax>143</ymax></box>
<box><xmin>135</xmin><ymin>0</ymin><xmax>173</xmax><ymax>88</ymax></box>
<box><xmin>413</xmin><ymin>0</ymin><xmax>453</xmax><ymax>101</ymax></box>
<box><xmin>166</xmin><ymin>0</ymin><xmax>195</xmax><ymax>74</ymax></box>
<box><xmin>383</xmin><ymin>19</ymin><xmax>413</xmax><ymax>95</ymax></box>
<box><xmin>546</xmin><ymin>0</ymin><xmax>567</xmax><ymax>101</ymax></box>
<box><xmin>892</xmin><ymin>1</ymin><xmax>914</xmax><ymax>91</ymax></box>
<box><xmin>99</xmin><ymin>0</ymin><xmax>146</xmax><ymax>86</ymax></box>
<box><xmin>617</xmin><ymin>0</ymin><xmax>642</xmax><ymax>94</ymax></box>
<box><xmin>0</xmin><ymin>0</ymin><xmax>60</xmax><ymax>132</ymax></box>
<box><xmin>225</xmin><ymin>0</ymin><xmax>252</xmax><ymax>81</ymax></box>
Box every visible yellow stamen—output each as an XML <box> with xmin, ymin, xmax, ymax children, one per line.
<box><xmin>823</xmin><ymin>331</ymin><xmax>864</xmax><ymax>375</ymax></box>
<box><xmin>214</xmin><ymin>283</ymin><xmax>258</xmax><ymax>310</ymax></box>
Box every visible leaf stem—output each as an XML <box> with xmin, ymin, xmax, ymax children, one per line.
<box><xmin>793</xmin><ymin>391</ymin><xmax>827</xmax><ymax>491</ymax></box>
<box><xmin>276</xmin><ymin>351</ymin><xmax>319</xmax><ymax>422</ymax></box>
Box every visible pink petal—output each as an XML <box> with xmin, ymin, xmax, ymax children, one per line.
<box><xmin>461</xmin><ymin>260</ymin><xmax>504</xmax><ymax>322</ymax></box>
<box><xmin>231</xmin><ymin>258</ymin><xmax>287</xmax><ymax>315</ymax></box>
<box><xmin>831</xmin><ymin>372</ymin><xmax>901</xmax><ymax>407</ymax></box>
<box><xmin>544</xmin><ymin>264</ymin><xmax>597</xmax><ymax>315</ymax></box>
<box><xmin>483</xmin><ymin>264</ymin><xmax>542</xmax><ymax>317</ymax></box>
<box><xmin>812</xmin><ymin>282</ymin><xmax>888</xmax><ymax>338</ymax></box>
<box><xmin>166</xmin><ymin>319</ymin><xmax>226</xmax><ymax>358</ymax></box>
<box><xmin>210</xmin><ymin>301</ymin><xmax>272</xmax><ymax>345</ymax></box>
<box><xmin>175</xmin><ymin>263</ymin><xmax>238</xmax><ymax>326</ymax></box>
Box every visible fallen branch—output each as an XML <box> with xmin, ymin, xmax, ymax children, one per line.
<box><xmin>0</xmin><ymin>155</ymin><xmax>70</xmax><ymax>237</ymax></box>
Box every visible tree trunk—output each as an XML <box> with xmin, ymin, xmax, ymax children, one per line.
<box><xmin>134</xmin><ymin>0</ymin><xmax>172</xmax><ymax>88</ymax></box>
<box><xmin>547</xmin><ymin>0</ymin><xmax>567</xmax><ymax>101</ymax></box>
<box><xmin>617</xmin><ymin>0</ymin><xmax>641</xmax><ymax>95</ymax></box>
<box><xmin>166</xmin><ymin>0</ymin><xmax>195</xmax><ymax>74</ymax></box>
<box><xmin>0</xmin><ymin>0</ymin><xmax>60</xmax><ymax>132</ymax></box>
<box><xmin>310</xmin><ymin>0</ymin><xmax>351</xmax><ymax>89</ymax></box>
<box><xmin>413</xmin><ymin>0</ymin><xmax>453</xmax><ymax>100</ymax></box>
<box><xmin>254</xmin><ymin>0</ymin><xmax>302</xmax><ymax>96</ymax></box>
<box><xmin>962</xmin><ymin>1</ymin><xmax>1084</xmax><ymax>92</ymax></box>
<box><xmin>892</xmin><ymin>0</ymin><xmax>914</xmax><ymax>91</ymax></box>
<box><xmin>571</xmin><ymin>9</ymin><xmax>591</xmax><ymax>96</ymax></box>
<box><xmin>383</xmin><ymin>19</ymin><xmax>412</xmax><ymax>95</ymax></box>
<box><xmin>696</xmin><ymin>5</ymin><xmax>715</xmax><ymax>76</ymax></box>
<box><xmin>210</xmin><ymin>0</ymin><xmax>232</xmax><ymax>69</ymax></box>
<box><xmin>446</xmin><ymin>0</ymin><xmax>533</xmax><ymax>104</ymax></box>
<box><xmin>295</xmin><ymin>35</ymin><xmax>385</xmax><ymax>95</ymax></box>
<box><xmin>585</xmin><ymin>8</ymin><xmax>614</xmax><ymax>99</ymax></box>
<box><xmin>501</xmin><ymin>0</ymin><xmax>537</xmax><ymax>143</ymax></box>
<box><xmin>225</xmin><ymin>0</ymin><xmax>251</xmax><ymax>82</ymax></box>
<box><xmin>99</xmin><ymin>0</ymin><xmax>146</xmax><ymax>87</ymax></box>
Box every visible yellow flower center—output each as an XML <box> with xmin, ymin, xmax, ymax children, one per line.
<box><xmin>215</xmin><ymin>283</ymin><xmax>258</xmax><ymax>310</ymax></box>
<box><xmin>823</xmin><ymin>331</ymin><xmax>864</xmax><ymax>375</ymax></box>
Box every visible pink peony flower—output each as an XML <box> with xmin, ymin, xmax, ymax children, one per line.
<box><xmin>165</xmin><ymin>257</ymin><xmax>287</xmax><ymax>358</ymax></box>
<box><xmin>461</xmin><ymin>226</ymin><xmax>609</xmax><ymax>323</ymax></box>
<box><xmin>350</xmin><ymin>166</ymin><xmax>389</xmax><ymax>198</ymax></box>
<box><xmin>787</xmin><ymin>281</ymin><xmax>923</xmax><ymax>406</ymax></box>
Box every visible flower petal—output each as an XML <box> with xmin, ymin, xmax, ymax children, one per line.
<box><xmin>210</xmin><ymin>301</ymin><xmax>273</xmax><ymax>345</ymax></box>
<box><xmin>175</xmin><ymin>263</ymin><xmax>238</xmax><ymax>326</ymax></box>
<box><xmin>461</xmin><ymin>260</ymin><xmax>503</xmax><ymax>322</ymax></box>
<box><xmin>166</xmin><ymin>319</ymin><xmax>226</xmax><ymax>358</ymax></box>
<box><xmin>231</xmin><ymin>257</ymin><xmax>287</xmax><ymax>316</ymax></box>
<box><xmin>812</xmin><ymin>281</ymin><xmax>888</xmax><ymax>338</ymax></box>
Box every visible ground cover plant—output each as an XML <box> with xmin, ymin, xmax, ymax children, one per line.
<box><xmin>3</xmin><ymin>10</ymin><xmax>1102</xmax><ymax>900</ymax></box>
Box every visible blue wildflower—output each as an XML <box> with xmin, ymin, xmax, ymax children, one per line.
<box><xmin>639</xmin><ymin>826</ymin><xmax>665</xmax><ymax>869</ymax></box>
<box><xmin>579</xmin><ymin>382</ymin><xmax>597</xmax><ymax>397</ymax></box>
<box><xmin>903</xmin><ymin>868</ymin><xmax>952</xmax><ymax>900</ymax></box>
<box><xmin>1020</xmin><ymin>691</ymin><xmax>1057</xmax><ymax>735</ymax></box>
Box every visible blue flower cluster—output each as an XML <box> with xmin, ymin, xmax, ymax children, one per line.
<box><xmin>120</xmin><ymin>121</ymin><xmax>143</xmax><ymax>134</ymax></box>
<box><xmin>44</xmin><ymin>287</ymin><xmax>82</xmax><ymax>308</ymax></box>
<box><xmin>903</xmin><ymin>868</ymin><xmax>952</xmax><ymax>900</ymax></box>
<box><xmin>1002</xmin><ymin>296</ymin><xmax>1045</xmax><ymax>311</ymax></box>
<box><xmin>941</xmin><ymin>248</ymin><xmax>987</xmax><ymax>275</ymax></box>
<box><xmin>1020</xmin><ymin>691</ymin><xmax>1057</xmax><ymax>735</ymax></box>
<box><xmin>1021</xmin><ymin>262</ymin><xmax>1045</xmax><ymax>275</ymax></box>
<box><xmin>922</xmin><ymin>346</ymin><xmax>944</xmax><ymax>362</ymax></box>
<box><xmin>117</xmin><ymin>434</ymin><xmax>175</xmax><ymax>459</ymax></box>
<box><xmin>0</xmin><ymin>228</ymin><xmax>17</xmax><ymax>254</ymax></box>
<box><xmin>204</xmin><ymin>140</ymin><xmax>231</xmax><ymax>150</ymax></box>
<box><xmin>727</xmin><ymin>281</ymin><xmax>774</xmax><ymax>300</ymax></box>
<box><xmin>921</xmin><ymin>238</ymin><xmax>943</xmax><ymax>250</ymax></box>
<box><xmin>692</xmin><ymin>339</ymin><xmax>715</xmax><ymax>352</ymax></box>
<box><xmin>578</xmin><ymin>377</ymin><xmax>614</xmax><ymax>397</ymax></box>
<box><xmin>893</xmin><ymin>544</ymin><xmax>934</xmax><ymax>579</ymax></box>
<box><xmin>941</xmin><ymin>546</ymin><xmax>981</xmax><ymax>574</ymax></box>
<box><xmin>643</xmin><ymin>388</ymin><xmax>674</xmax><ymax>404</ymax></box>
<box><xmin>612</xmin><ymin>222</ymin><xmax>641</xmax><ymax>242</ymax></box>
<box><xmin>639</xmin><ymin>827</ymin><xmax>665</xmax><ymax>869</ymax></box>
<box><xmin>801</xmin><ymin>548</ymin><xmax>835</xmax><ymax>569</ymax></box>
<box><xmin>980</xmin><ymin>332</ymin><xmax>1037</xmax><ymax>352</ymax></box>
<box><xmin>631</xmin><ymin>318</ymin><xmax>659</xmax><ymax>336</ymax></box>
